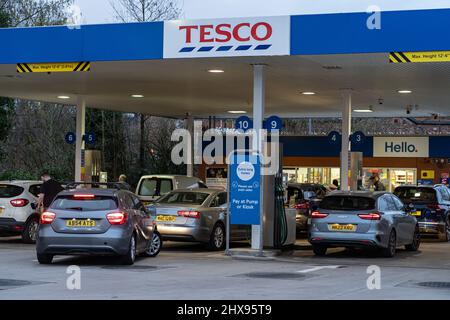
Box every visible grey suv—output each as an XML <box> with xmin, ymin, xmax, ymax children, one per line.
<box><xmin>36</xmin><ymin>186</ymin><xmax>161</xmax><ymax>265</ymax></box>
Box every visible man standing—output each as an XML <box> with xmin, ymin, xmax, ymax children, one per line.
<box><xmin>118</xmin><ymin>174</ymin><xmax>132</xmax><ymax>191</ymax></box>
<box><xmin>38</xmin><ymin>172</ymin><xmax>64</xmax><ymax>212</ymax></box>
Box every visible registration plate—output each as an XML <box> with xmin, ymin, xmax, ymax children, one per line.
<box><xmin>328</xmin><ymin>224</ymin><xmax>357</xmax><ymax>232</ymax></box>
<box><xmin>156</xmin><ymin>215</ymin><xmax>176</xmax><ymax>223</ymax></box>
<box><xmin>66</xmin><ymin>220</ymin><xmax>96</xmax><ymax>227</ymax></box>
<box><xmin>410</xmin><ymin>211</ymin><xmax>422</xmax><ymax>217</ymax></box>
<box><xmin>0</xmin><ymin>207</ymin><xmax>4</xmax><ymax>215</ymax></box>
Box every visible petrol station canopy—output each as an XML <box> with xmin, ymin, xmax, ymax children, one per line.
<box><xmin>1</xmin><ymin>8</ymin><xmax>450</xmax><ymax>118</ymax></box>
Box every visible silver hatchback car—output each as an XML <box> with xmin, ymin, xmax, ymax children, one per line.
<box><xmin>309</xmin><ymin>191</ymin><xmax>420</xmax><ymax>257</ymax></box>
<box><xmin>36</xmin><ymin>187</ymin><xmax>161</xmax><ymax>265</ymax></box>
<box><xmin>147</xmin><ymin>189</ymin><xmax>250</xmax><ymax>250</ymax></box>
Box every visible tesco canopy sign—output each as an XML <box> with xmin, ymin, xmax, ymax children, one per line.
<box><xmin>164</xmin><ymin>17</ymin><xmax>290</xmax><ymax>58</ymax></box>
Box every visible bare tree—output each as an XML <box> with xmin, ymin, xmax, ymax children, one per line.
<box><xmin>0</xmin><ymin>0</ymin><xmax>73</xmax><ymax>27</ymax></box>
<box><xmin>111</xmin><ymin>0</ymin><xmax>180</xmax><ymax>23</ymax></box>
<box><xmin>110</xmin><ymin>0</ymin><xmax>182</xmax><ymax>177</ymax></box>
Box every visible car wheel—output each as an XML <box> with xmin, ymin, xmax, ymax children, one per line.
<box><xmin>22</xmin><ymin>216</ymin><xmax>39</xmax><ymax>244</ymax></box>
<box><xmin>142</xmin><ymin>231</ymin><xmax>162</xmax><ymax>258</ymax></box>
<box><xmin>120</xmin><ymin>234</ymin><xmax>136</xmax><ymax>265</ymax></box>
<box><xmin>207</xmin><ymin>223</ymin><xmax>225</xmax><ymax>251</ymax></box>
<box><xmin>405</xmin><ymin>226</ymin><xmax>421</xmax><ymax>251</ymax></box>
<box><xmin>37</xmin><ymin>253</ymin><xmax>53</xmax><ymax>264</ymax></box>
<box><xmin>437</xmin><ymin>218</ymin><xmax>450</xmax><ymax>242</ymax></box>
<box><xmin>312</xmin><ymin>245</ymin><xmax>327</xmax><ymax>256</ymax></box>
<box><xmin>381</xmin><ymin>230</ymin><xmax>396</xmax><ymax>258</ymax></box>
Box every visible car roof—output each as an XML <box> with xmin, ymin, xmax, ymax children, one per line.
<box><xmin>169</xmin><ymin>188</ymin><xmax>223</xmax><ymax>194</ymax></box>
<box><xmin>395</xmin><ymin>185</ymin><xmax>436</xmax><ymax>189</ymax></box>
<box><xmin>58</xmin><ymin>188</ymin><xmax>122</xmax><ymax>196</ymax></box>
<box><xmin>139</xmin><ymin>175</ymin><xmax>200</xmax><ymax>180</ymax></box>
<box><xmin>325</xmin><ymin>191</ymin><xmax>388</xmax><ymax>199</ymax></box>
<box><xmin>0</xmin><ymin>180</ymin><xmax>41</xmax><ymax>186</ymax></box>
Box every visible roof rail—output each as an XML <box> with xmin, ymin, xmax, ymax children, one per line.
<box><xmin>64</xmin><ymin>182</ymin><xmax>127</xmax><ymax>190</ymax></box>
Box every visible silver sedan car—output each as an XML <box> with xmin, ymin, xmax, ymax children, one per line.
<box><xmin>309</xmin><ymin>191</ymin><xmax>420</xmax><ymax>257</ymax></box>
<box><xmin>36</xmin><ymin>188</ymin><xmax>161</xmax><ymax>265</ymax></box>
<box><xmin>147</xmin><ymin>189</ymin><xmax>250</xmax><ymax>250</ymax></box>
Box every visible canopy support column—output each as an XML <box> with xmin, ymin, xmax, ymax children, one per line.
<box><xmin>340</xmin><ymin>91</ymin><xmax>352</xmax><ymax>191</ymax></box>
<box><xmin>75</xmin><ymin>97</ymin><xmax>86</xmax><ymax>182</ymax></box>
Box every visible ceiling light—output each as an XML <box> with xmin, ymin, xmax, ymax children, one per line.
<box><xmin>354</xmin><ymin>106</ymin><xmax>374</xmax><ymax>113</ymax></box>
<box><xmin>398</xmin><ymin>90</ymin><xmax>412</xmax><ymax>94</ymax></box>
<box><xmin>57</xmin><ymin>95</ymin><xmax>70</xmax><ymax>99</ymax></box>
<box><xmin>302</xmin><ymin>92</ymin><xmax>316</xmax><ymax>95</ymax></box>
<box><xmin>131</xmin><ymin>94</ymin><xmax>144</xmax><ymax>98</ymax></box>
<box><xmin>208</xmin><ymin>69</ymin><xmax>224</xmax><ymax>73</ymax></box>
<box><xmin>228</xmin><ymin>111</ymin><xmax>247</xmax><ymax>114</ymax></box>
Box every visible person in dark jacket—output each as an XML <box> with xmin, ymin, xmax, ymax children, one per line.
<box><xmin>37</xmin><ymin>172</ymin><xmax>64</xmax><ymax>211</ymax></box>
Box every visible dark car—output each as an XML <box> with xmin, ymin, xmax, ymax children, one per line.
<box><xmin>36</xmin><ymin>187</ymin><xmax>161</xmax><ymax>265</ymax></box>
<box><xmin>394</xmin><ymin>185</ymin><xmax>450</xmax><ymax>242</ymax></box>
<box><xmin>286</xmin><ymin>183</ymin><xmax>322</xmax><ymax>232</ymax></box>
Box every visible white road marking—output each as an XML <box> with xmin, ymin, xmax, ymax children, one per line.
<box><xmin>297</xmin><ymin>265</ymin><xmax>342</xmax><ymax>273</ymax></box>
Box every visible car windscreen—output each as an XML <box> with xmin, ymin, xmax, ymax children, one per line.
<box><xmin>394</xmin><ymin>187</ymin><xmax>437</xmax><ymax>203</ymax></box>
<box><xmin>0</xmin><ymin>185</ymin><xmax>24</xmax><ymax>198</ymax></box>
<box><xmin>138</xmin><ymin>178</ymin><xmax>173</xmax><ymax>196</ymax></box>
<box><xmin>50</xmin><ymin>195</ymin><xmax>118</xmax><ymax>211</ymax></box>
<box><xmin>157</xmin><ymin>192</ymin><xmax>210</xmax><ymax>205</ymax></box>
<box><xmin>319</xmin><ymin>196</ymin><xmax>376</xmax><ymax>211</ymax></box>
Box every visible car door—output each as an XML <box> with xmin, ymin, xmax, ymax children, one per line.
<box><xmin>122</xmin><ymin>192</ymin><xmax>145</xmax><ymax>250</ymax></box>
<box><xmin>392</xmin><ymin>194</ymin><xmax>415</xmax><ymax>244</ymax></box>
<box><xmin>437</xmin><ymin>187</ymin><xmax>450</xmax><ymax>221</ymax></box>
<box><xmin>379</xmin><ymin>195</ymin><xmax>403</xmax><ymax>243</ymax></box>
<box><xmin>131</xmin><ymin>194</ymin><xmax>153</xmax><ymax>246</ymax></box>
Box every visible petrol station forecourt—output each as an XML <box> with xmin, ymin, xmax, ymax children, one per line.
<box><xmin>1</xmin><ymin>6</ymin><xmax>450</xmax><ymax>300</ymax></box>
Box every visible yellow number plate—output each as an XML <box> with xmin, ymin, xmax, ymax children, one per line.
<box><xmin>0</xmin><ymin>208</ymin><xmax>4</xmax><ymax>215</ymax></box>
<box><xmin>410</xmin><ymin>211</ymin><xmax>422</xmax><ymax>217</ymax></box>
<box><xmin>66</xmin><ymin>220</ymin><xmax>96</xmax><ymax>227</ymax></box>
<box><xmin>156</xmin><ymin>215</ymin><xmax>176</xmax><ymax>223</ymax></box>
<box><xmin>329</xmin><ymin>224</ymin><xmax>357</xmax><ymax>232</ymax></box>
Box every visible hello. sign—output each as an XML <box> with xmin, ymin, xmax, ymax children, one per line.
<box><xmin>373</xmin><ymin>137</ymin><xmax>429</xmax><ymax>157</ymax></box>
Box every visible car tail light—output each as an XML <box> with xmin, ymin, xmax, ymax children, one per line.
<box><xmin>294</xmin><ymin>202</ymin><xmax>309</xmax><ymax>210</ymax></box>
<box><xmin>40</xmin><ymin>211</ymin><xmax>56</xmax><ymax>224</ymax></box>
<box><xmin>73</xmin><ymin>194</ymin><xmax>95</xmax><ymax>199</ymax></box>
<box><xmin>10</xmin><ymin>199</ymin><xmax>29</xmax><ymax>207</ymax></box>
<box><xmin>107</xmin><ymin>212</ymin><xmax>128</xmax><ymax>225</ymax></box>
<box><xmin>177</xmin><ymin>211</ymin><xmax>201</xmax><ymax>219</ymax></box>
<box><xmin>311</xmin><ymin>211</ymin><xmax>328</xmax><ymax>219</ymax></box>
<box><xmin>358</xmin><ymin>212</ymin><xmax>382</xmax><ymax>220</ymax></box>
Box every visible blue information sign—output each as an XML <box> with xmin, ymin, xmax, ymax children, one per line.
<box><xmin>351</xmin><ymin>131</ymin><xmax>366</xmax><ymax>145</ymax></box>
<box><xmin>84</xmin><ymin>132</ymin><xmax>96</xmax><ymax>145</ymax></box>
<box><xmin>265</xmin><ymin>115</ymin><xmax>283</xmax><ymax>132</ymax></box>
<box><xmin>328</xmin><ymin>131</ymin><xmax>341</xmax><ymax>144</ymax></box>
<box><xmin>229</xmin><ymin>153</ymin><xmax>261</xmax><ymax>225</ymax></box>
<box><xmin>65</xmin><ymin>132</ymin><xmax>76</xmax><ymax>145</ymax></box>
<box><xmin>235</xmin><ymin>116</ymin><xmax>253</xmax><ymax>132</ymax></box>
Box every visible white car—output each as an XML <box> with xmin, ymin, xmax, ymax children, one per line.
<box><xmin>0</xmin><ymin>181</ymin><xmax>42</xmax><ymax>243</ymax></box>
<box><xmin>136</xmin><ymin>175</ymin><xmax>208</xmax><ymax>205</ymax></box>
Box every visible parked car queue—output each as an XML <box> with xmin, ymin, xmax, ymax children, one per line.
<box><xmin>1</xmin><ymin>177</ymin><xmax>449</xmax><ymax>263</ymax></box>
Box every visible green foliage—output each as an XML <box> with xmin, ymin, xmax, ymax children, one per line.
<box><xmin>0</xmin><ymin>170</ymin><xmax>36</xmax><ymax>181</ymax></box>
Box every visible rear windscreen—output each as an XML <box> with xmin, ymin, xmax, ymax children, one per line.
<box><xmin>158</xmin><ymin>192</ymin><xmax>209</xmax><ymax>205</ymax></box>
<box><xmin>0</xmin><ymin>185</ymin><xmax>24</xmax><ymax>198</ymax></box>
<box><xmin>394</xmin><ymin>188</ymin><xmax>437</xmax><ymax>202</ymax></box>
<box><xmin>319</xmin><ymin>196</ymin><xmax>376</xmax><ymax>211</ymax></box>
<box><xmin>50</xmin><ymin>196</ymin><xmax>118</xmax><ymax>211</ymax></box>
<box><xmin>138</xmin><ymin>178</ymin><xmax>173</xmax><ymax>196</ymax></box>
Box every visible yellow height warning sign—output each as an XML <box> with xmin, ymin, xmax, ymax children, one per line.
<box><xmin>390</xmin><ymin>51</ymin><xmax>450</xmax><ymax>63</ymax></box>
<box><xmin>17</xmin><ymin>62</ymin><xmax>91</xmax><ymax>73</ymax></box>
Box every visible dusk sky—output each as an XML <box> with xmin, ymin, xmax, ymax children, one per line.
<box><xmin>74</xmin><ymin>0</ymin><xmax>450</xmax><ymax>24</ymax></box>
